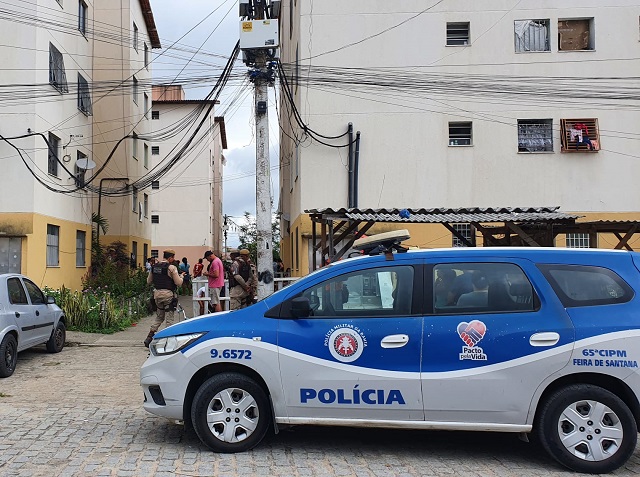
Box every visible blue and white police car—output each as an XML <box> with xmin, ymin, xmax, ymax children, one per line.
<box><xmin>141</xmin><ymin>232</ymin><xmax>640</xmax><ymax>473</ymax></box>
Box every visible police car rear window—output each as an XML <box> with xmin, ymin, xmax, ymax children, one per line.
<box><xmin>538</xmin><ymin>264</ymin><xmax>634</xmax><ymax>308</ymax></box>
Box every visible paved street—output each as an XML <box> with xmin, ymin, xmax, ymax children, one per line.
<box><xmin>1</xmin><ymin>297</ymin><xmax>640</xmax><ymax>476</ymax></box>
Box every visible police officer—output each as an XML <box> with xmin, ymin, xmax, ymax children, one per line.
<box><xmin>144</xmin><ymin>249</ymin><xmax>185</xmax><ymax>347</ymax></box>
<box><xmin>229</xmin><ymin>249</ymin><xmax>257</xmax><ymax>310</ymax></box>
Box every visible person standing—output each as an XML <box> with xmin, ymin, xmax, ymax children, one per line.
<box><xmin>144</xmin><ymin>249</ymin><xmax>185</xmax><ymax>347</ymax></box>
<box><xmin>229</xmin><ymin>249</ymin><xmax>257</xmax><ymax>310</ymax></box>
<box><xmin>178</xmin><ymin>257</ymin><xmax>191</xmax><ymax>295</ymax></box>
<box><xmin>203</xmin><ymin>250</ymin><xmax>225</xmax><ymax>312</ymax></box>
<box><xmin>193</xmin><ymin>258</ymin><xmax>204</xmax><ymax>278</ymax></box>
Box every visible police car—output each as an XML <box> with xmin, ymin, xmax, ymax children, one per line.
<box><xmin>141</xmin><ymin>232</ymin><xmax>640</xmax><ymax>473</ymax></box>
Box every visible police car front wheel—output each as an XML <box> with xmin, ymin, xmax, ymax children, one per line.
<box><xmin>536</xmin><ymin>384</ymin><xmax>637</xmax><ymax>474</ymax></box>
<box><xmin>191</xmin><ymin>373</ymin><xmax>270</xmax><ymax>453</ymax></box>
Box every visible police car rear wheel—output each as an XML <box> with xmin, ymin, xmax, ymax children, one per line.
<box><xmin>537</xmin><ymin>384</ymin><xmax>637</xmax><ymax>474</ymax></box>
<box><xmin>191</xmin><ymin>373</ymin><xmax>270</xmax><ymax>453</ymax></box>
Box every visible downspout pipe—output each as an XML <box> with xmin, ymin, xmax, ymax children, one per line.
<box><xmin>347</xmin><ymin>123</ymin><xmax>354</xmax><ymax>208</ymax></box>
<box><xmin>354</xmin><ymin>131</ymin><xmax>361</xmax><ymax>208</ymax></box>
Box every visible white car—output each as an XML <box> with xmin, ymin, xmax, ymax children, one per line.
<box><xmin>0</xmin><ymin>273</ymin><xmax>66</xmax><ymax>377</ymax></box>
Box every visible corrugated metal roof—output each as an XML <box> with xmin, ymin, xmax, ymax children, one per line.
<box><xmin>306</xmin><ymin>207</ymin><xmax>580</xmax><ymax>223</ymax></box>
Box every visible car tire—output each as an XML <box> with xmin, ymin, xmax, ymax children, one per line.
<box><xmin>46</xmin><ymin>321</ymin><xmax>66</xmax><ymax>353</ymax></box>
<box><xmin>536</xmin><ymin>383</ymin><xmax>637</xmax><ymax>473</ymax></box>
<box><xmin>0</xmin><ymin>334</ymin><xmax>18</xmax><ymax>378</ymax></box>
<box><xmin>191</xmin><ymin>372</ymin><xmax>270</xmax><ymax>453</ymax></box>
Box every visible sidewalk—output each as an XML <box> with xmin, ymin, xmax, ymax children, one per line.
<box><xmin>65</xmin><ymin>294</ymin><xmax>196</xmax><ymax>347</ymax></box>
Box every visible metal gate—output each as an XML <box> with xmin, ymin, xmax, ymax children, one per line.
<box><xmin>0</xmin><ymin>237</ymin><xmax>22</xmax><ymax>274</ymax></box>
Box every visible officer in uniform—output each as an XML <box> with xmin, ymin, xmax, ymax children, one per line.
<box><xmin>144</xmin><ymin>249</ymin><xmax>185</xmax><ymax>347</ymax></box>
<box><xmin>229</xmin><ymin>249</ymin><xmax>257</xmax><ymax>310</ymax></box>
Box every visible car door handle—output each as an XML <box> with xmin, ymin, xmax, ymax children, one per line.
<box><xmin>36</xmin><ymin>311</ymin><xmax>39</xmax><ymax>316</ymax></box>
<box><xmin>530</xmin><ymin>332</ymin><xmax>560</xmax><ymax>347</ymax></box>
<box><xmin>15</xmin><ymin>312</ymin><xmax>20</xmax><ymax>318</ymax></box>
<box><xmin>381</xmin><ymin>334</ymin><xmax>409</xmax><ymax>348</ymax></box>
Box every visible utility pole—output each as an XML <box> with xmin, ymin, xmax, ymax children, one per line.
<box><xmin>239</xmin><ymin>0</ymin><xmax>280</xmax><ymax>300</ymax></box>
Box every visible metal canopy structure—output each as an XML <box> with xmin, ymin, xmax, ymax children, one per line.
<box><xmin>305</xmin><ymin>207</ymin><xmax>640</xmax><ymax>269</ymax></box>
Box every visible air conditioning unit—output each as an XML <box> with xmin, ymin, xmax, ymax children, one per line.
<box><xmin>240</xmin><ymin>19</ymin><xmax>279</xmax><ymax>50</ymax></box>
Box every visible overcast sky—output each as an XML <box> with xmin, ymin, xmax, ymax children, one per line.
<box><xmin>151</xmin><ymin>0</ymin><xmax>279</xmax><ymax>245</ymax></box>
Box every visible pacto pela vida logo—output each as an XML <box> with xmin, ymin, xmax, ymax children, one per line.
<box><xmin>457</xmin><ymin>320</ymin><xmax>488</xmax><ymax>361</ymax></box>
<box><xmin>325</xmin><ymin>324</ymin><xmax>367</xmax><ymax>363</ymax></box>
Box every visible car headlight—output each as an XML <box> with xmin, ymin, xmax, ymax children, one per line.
<box><xmin>150</xmin><ymin>333</ymin><xmax>204</xmax><ymax>356</ymax></box>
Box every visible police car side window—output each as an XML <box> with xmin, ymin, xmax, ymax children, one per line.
<box><xmin>433</xmin><ymin>263</ymin><xmax>536</xmax><ymax>314</ymax></box>
<box><xmin>298</xmin><ymin>265</ymin><xmax>415</xmax><ymax>317</ymax></box>
<box><xmin>538</xmin><ymin>264</ymin><xmax>633</xmax><ymax>308</ymax></box>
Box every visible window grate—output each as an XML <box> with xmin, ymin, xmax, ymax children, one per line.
<box><xmin>48</xmin><ymin>133</ymin><xmax>60</xmax><ymax>176</ymax></box>
<box><xmin>132</xmin><ymin>76</ymin><xmax>138</xmax><ymax>104</ymax></box>
<box><xmin>49</xmin><ymin>43</ymin><xmax>68</xmax><ymax>92</ymax></box>
<box><xmin>151</xmin><ymin>146</ymin><xmax>159</xmax><ymax>155</ymax></box>
<box><xmin>77</xmin><ymin>73</ymin><xmax>92</xmax><ymax>115</ymax></box>
<box><xmin>151</xmin><ymin>215</ymin><xmax>159</xmax><ymax>224</ymax></box>
<box><xmin>452</xmin><ymin>223</ymin><xmax>474</xmax><ymax>247</ymax></box>
<box><xmin>560</xmin><ymin>118</ymin><xmax>600</xmax><ymax>152</ymax></box>
<box><xmin>566</xmin><ymin>233</ymin><xmax>590</xmax><ymax>248</ymax></box>
<box><xmin>518</xmin><ymin>119</ymin><xmax>553</xmax><ymax>152</ymax></box>
<box><xmin>449</xmin><ymin>122</ymin><xmax>472</xmax><ymax>146</ymax></box>
<box><xmin>151</xmin><ymin>110</ymin><xmax>159</xmax><ymax>120</ymax></box>
<box><xmin>78</xmin><ymin>0</ymin><xmax>87</xmax><ymax>35</ymax></box>
<box><xmin>151</xmin><ymin>180</ymin><xmax>159</xmax><ymax>189</ymax></box>
<box><xmin>447</xmin><ymin>22</ymin><xmax>470</xmax><ymax>46</ymax></box>
<box><xmin>47</xmin><ymin>224</ymin><xmax>60</xmax><ymax>267</ymax></box>
<box><xmin>514</xmin><ymin>20</ymin><xmax>550</xmax><ymax>52</ymax></box>
<box><xmin>76</xmin><ymin>230</ymin><xmax>86</xmax><ymax>266</ymax></box>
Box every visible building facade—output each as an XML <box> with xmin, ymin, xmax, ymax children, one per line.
<box><xmin>279</xmin><ymin>0</ymin><xmax>640</xmax><ymax>275</ymax></box>
<box><xmin>0</xmin><ymin>0</ymin><xmax>159</xmax><ymax>290</ymax></box>
<box><xmin>150</xmin><ymin>85</ymin><xmax>227</xmax><ymax>266</ymax></box>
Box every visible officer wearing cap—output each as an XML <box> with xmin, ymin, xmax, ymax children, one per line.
<box><xmin>144</xmin><ymin>249</ymin><xmax>185</xmax><ymax>347</ymax></box>
<box><xmin>229</xmin><ymin>249</ymin><xmax>257</xmax><ymax>310</ymax></box>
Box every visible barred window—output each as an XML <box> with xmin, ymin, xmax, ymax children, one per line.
<box><xmin>77</xmin><ymin>73</ymin><xmax>92</xmax><ymax>115</ymax></box>
<box><xmin>514</xmin><ymin>20</ymin><xmax>550</xmax><ymax>52</ymax></box>
<box><xmin>151</xmin><ymin>180</ymin><xmax>160</xmax><ymax>189</ymax></box>
<box><xmin>151</xmin><ymin>110</ymin><xmax>159</xmax><ymax>120</ymax></box>
<box><xmin>449</xmin><ymin>122</ymin><xmax>472</xmax><ymax>146</ymax></box>
<box><xmin>447</xmin><ymin>22</ymin><xmax>470</xmax><ymax>46</ymax></box>
<box><xmin>49</xmin><ymin>43</ymin><xmax>68</xmax><ymax>93</ymax></box>
<box><xmin>78</xmin><ymin>0</ymin><xmax>87</xmax><ymax>35</ymax></box>
<box><xmin>47</xmin><ymin>224</ymin><xmax>60</xmax><ymax>267</ymax></box>
<box><xmin>144</xmin><ymin>43</ymin><xmax>149</xmax><ymax>69</ymax></box>
<box><xmin>518</xmin><ymin>119</ymin><xmax>552</xmax><ymax>152</ymax></box>
<box><xmin>151</xmin><ymin>215</ymin><xmax>159</xmax><ymax>224</ymax></box>
<box><xmin>452</xmin><ymin>223</ymin><xmax>474</xmax><ymax>247</ymax></box>
<box><xmin>151</xmin><ymin>146</ymin><xmax>159</xmax><ymax>155</ymax></box>
<box><xmin>75</xmin><ymin>150</ymin><xmax>87</xmax><ymax>187</ymax></box>
<box><xmin>566</xmin><ymin>233</ymin><xmax>590</xmax><ymax>248</ymax></box>
<box><xmin>133</xmin><ymin>22</ymin><xmax>139</xmax><ymax>51</ymax></box>
<box><xmin>76</xmin><ymin>230</ymin><xmax>86</xmax><ymax>267</ymax></box>
<box><xmin>48</xmin><ymin>132</ymin><xmax>60</xmax><ymax>177</ymax></box>
<box><xmin>132</xmin><ymin>76</ymin><xmax>138</xmax><ymax>104</ymax></box>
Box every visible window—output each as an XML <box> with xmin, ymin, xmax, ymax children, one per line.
<box><xmin>447</xmin><ymin>22</ymin><xmax>470</xmax><ymax>46</ymax></box>
<box><xmin>7</xmin><ymin>278</ymin><xmax>28</xmax><ymax>305</ymax></box>
<box><xmin>449</xmin><ymin>122</ymin><xmax>472</xmax><ymax>146</ymax></box>
<box><xmin>295</xmin><ymin>227</ymin><xmax>299</xmax><ymax>270</ymax></box>
<box><xmin>151</xmin><ymin>180</ymin><xmax>160</xmax><ymax>189</ymax></box>
<box><xmin>144</xmin><ymin>143</ymin><xmax>149</xmax><ymax>169</ymax></box>
<box><xmin>151</xmin><ymin>249</ymin><xmax>159</xmax><ymax>258</ymax></box>
<box><xmin>560</xmin><ymin>118</ymin><xmax>600</xmax><ymax>152</ymax></box>
<box><xmin>133</xmin><ymin>22</ymin><xmax>138</xmax><ymax>51</ymax></box>
<box><xmin>144</xmin><ymin>43</ymin><xmax>149</xmax><ymax>69</ymax></box>
<box><xmin>143</xmin><ymin>243</ymin><xmax>148</xmax><ymax>263</ymax></box>
<box><xmin>151</xmin><ymin>110</ymin><xmax>159</xmax><ymax>120</ymax></box>
<box><xmin>151</xmin><ymin>146</ymin><xmax>159</xmax><ymax>155</ymax></box>
<box><xmin>144</xmin><ymin>93</ymin><xmax>149</xmax><ymax>118</ymax></box>
<box><xmin>46</xmin><ymin>224</ymin><xmax>60</xmax><ymax>267</ymax></box>
<box><xmin>77</xmin><ymin>73</ymin><xmax>92</xmax><ymax>115</ymax></box>
<box><xmin>78</xmin><ymin>0</ymin><xmax>87</xmax><ymax>35</ymax></box>
<box><xmin>295</xmin><ymin>44</ymin><xmax>300</xmax><ymax>93</ymax></box>
<box><xmin>289</xmin><ymin>0</ymin><xmax>293</xmax><ymax>39</ymax></box>
<box><xmin>132</xmin><ymin>241</ymin><xmax>138</xmax><ymax>267</ymax></box>
<box><xmin>538</xmin><ymin>264</ymin><xmax>633</xmax><ymax>307</ymax></box>
<box><xmin>558</xmin><ymin>19</ymin><xmax>595</xmax><ymax>51</ymax></box>
<box><xmin>566</xmin><ymin>233</ymin><xmax>590</xmax><ymax>248</ymax></box>
<box><xmin>143</xmin><ymin>193</ymin><xmax>148</xmax><ymax>217</ymax></box>
<box><xmin>452</xmin><ymin>223</ymin><xmax>474</xmax><ymax>247</ymax></box>
<box><xmin>132</xmin><ymin>76</ymin><xmax>138</xmax><ymax>104</ymax></box>
<box><xmin>49</xmin><ymin>43</ymin><xmax>68</xmax><ymax>93</ymax></box>
<box><xmin>151</xmin><ymin>215</ymin><xmax>159</xmax><ymax>224</ymax></box>
<box><xmin>132</xmin><ymin>133</ymin><xmax>138</xmax><ymax>159</ymax></box>
<box><xmin>24</xmin><ymin>280</ymin><xmax>45</xmax><ymax>304</ymax></box>
<box><xmin>132</xmin><ymin>187</ymin><xmax>138</xmax><ymax>212</ymax></box>
<box><xmin>76</xmin><ymin>230</ymin><xmax>86</xmax><ymax>266</ymax></box>
<box><xmin>75</xmin><ymin>150</ymin><xmax>87</xmax><ymax>187</ymax></box>
<box><xmin>433</xmin><ymin>263</ymin><xmax>537</xmax><ymax>314</ymax></box>
<box><xmin>514</xmin><ymin>20</ymin><xmax>550</xmax><ymax>52</ymax></box>
<box><xmin>48</xmin><ymin>133</ymin><xmax>60</xmax><ymax>176</ymax></box>
<box><xmin>518</xmin><ymin>119</ymin><xmax>553</xmax><ymax>152</ymax></box>
<box><xmin>290</xmin><ymin>266</ymin><xmax>414</xmax><ymax>318</ymax></box>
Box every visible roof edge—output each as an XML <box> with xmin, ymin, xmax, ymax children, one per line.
<box><xmin>139</xmin><ymin>0</ymin><xmax>161</xmax><ymax>48</ymax></box>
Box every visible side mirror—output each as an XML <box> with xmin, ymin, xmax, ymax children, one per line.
<box><xmin>290</xmin><ymin>297</ymin><xmax>311</xmax><ymax>318</ymax></box>
<box><xmin>46</xmin><ymin>296</ymin><xmax>56</xmax><ymax>305</ymax></box>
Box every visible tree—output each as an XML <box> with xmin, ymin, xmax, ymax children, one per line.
<box><xmin>237</xmin><ymin>212</ymin><xmax>280</xmax><ymax>264</ymax></box>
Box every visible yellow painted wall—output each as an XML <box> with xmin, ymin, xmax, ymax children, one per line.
<box><xmin>0</xmin><ymin>213</ymin><xmax>91</xmax><ymax>291</ymax></box>
<box><xmin>284</xmin><ymin>211</ymin><xmax>640</xmax><ymax>278</ymax></box>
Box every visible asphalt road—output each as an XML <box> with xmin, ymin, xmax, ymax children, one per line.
<box><xmin>2</xmin><ymin>303</ymin><xmax>640</xmax><ymax>476</ymax></box>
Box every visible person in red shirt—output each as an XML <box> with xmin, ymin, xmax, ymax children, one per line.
<box><xmin>573</xmin><ymin>122</ymin><xmax>594</xmax><ymax>151</ymax></box>
<box><xmin>193</xmin><ymin>258</ymin><xmax>204</xmax><ymax>278</ymax></box>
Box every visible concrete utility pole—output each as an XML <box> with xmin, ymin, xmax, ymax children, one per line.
<box><xmin>239</xmin><ymin>0</ymin><xmax>280</xmax><ymax>299</ymax></box>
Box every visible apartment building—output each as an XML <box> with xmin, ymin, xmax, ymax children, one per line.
<box><xmin>150</xmin><ymin>85</ymin><xmax>227</xmax><ymax>264</ymax></box>
<box><xmin>279</xmin><ymin>0</ymin><xmax>640</xmax><ymax>275</ymax></box>
<box><xmin>0</xmin><ymin>0</ymin><xmax>159</xmax><ymax>290</ymax></box>
<box><xmin>92</xmin><ymin>0</ymin><xmax>160</xmax><ymax>270</ymax></box>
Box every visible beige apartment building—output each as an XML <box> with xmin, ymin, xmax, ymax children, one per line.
<box><xmin>278</xmin><ymin>0</ymin><xmax>640</xmax><ymax>276</ymax></box>
<box><xmin>0</xmin><ymin>0</ymin><xmax>160</xmax><ymax>290</ymax></box>
<box><xmin>149</xmin><ymin>85</ymin><xmax>227</xmax><ymax>266</ymax></box>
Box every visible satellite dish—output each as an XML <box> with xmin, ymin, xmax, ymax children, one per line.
<box><xmin>76</xmin><ymin>158</ymin><xmax>96</xmax><ymax>170</ymax></box>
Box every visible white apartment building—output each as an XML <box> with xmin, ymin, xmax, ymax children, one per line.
<box><xmin>279</xmin><ymin>0</ymin><xmax>640</xmax><ymax>275</ymax></box>
<box><xmin>92</xmin><ymin>0</ymin><xmax>160</xmax><ymax>270</ymax></box>
<box><xmin>150</xmin><ymin>85</ymin><xmax>227</xmax><ymax>265</ymax></box>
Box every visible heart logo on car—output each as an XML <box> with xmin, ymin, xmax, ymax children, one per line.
<box><xmin>457</xmin><ymin>320</ymin><xmax>487</xmax><ymax>347</ymax></box>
